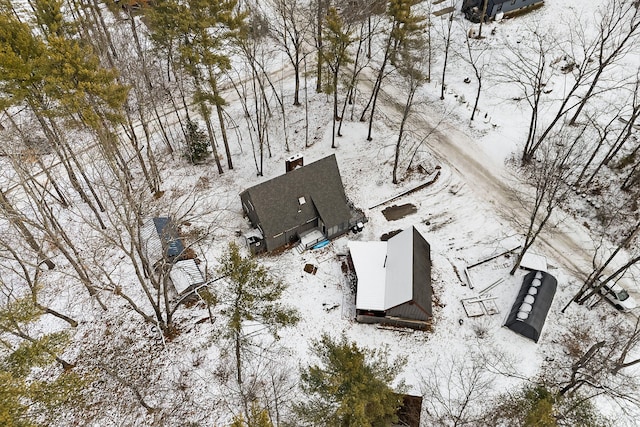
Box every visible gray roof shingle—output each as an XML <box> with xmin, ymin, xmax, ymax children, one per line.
<box><xmin>241</xmin><ymin>154</ymin><xmax>351</xmax><ymax>238</ymax></box>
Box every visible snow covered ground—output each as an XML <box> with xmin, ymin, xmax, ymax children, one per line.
<box><xmin>197</xmin><ymin>0</ymin><xmax>639</xmax><ymax>424</ymax></box>
<box><xmin>2</xmin><ymin>0</ymin><xmax>640</xmax><ymax>425</ymax></box>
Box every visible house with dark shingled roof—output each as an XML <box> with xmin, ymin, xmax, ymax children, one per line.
<box><xmin>240</xmin><ymin>154</ymin><xmax>362</xmax><ymax>254</ymax></box>
<box><xmin>462</xmin><ymin>0</ymin><xmax>544</xmax><ymax>22</ymax></box>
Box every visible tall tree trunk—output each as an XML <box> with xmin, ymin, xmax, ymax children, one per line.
<box><xmin>440</xmin><ymin>15</ymin><xmax>453</xmax><ymax>101</ymax></box>
<box><xmin>338</xmin><ymin>29</ymin><xmax>365</xmax><ymax>137</ymax></box>
<box><xmin>128</xmin><ymin>10</ymin><xmax>174</xmax><ymax>154</ymax></box>
<box><xmin>621</xmin><ymin>159</ymin><xmax>640</xmax><ymax>190</ymax></box>
<box><xmin>477</xmin><ymin>0</ymin><xmax>489</xmax><ymax>38</ymax></box>
<box><xmin>170</xmin><ymin>60</ymin><xmax>191</xmax><ymax>142</ymax></box>
<box><xmin>253</xmin><ymin>57</ymin><xmax>290</xmax><ymax>152</ymax></box>
<box><xmin>32</xmin><ymin>110</ymin><xmax>106</xmax><ymax>228</ymax></box>
<box><xmin>3</xmin><ymin>111</ymin><xmax>69</xmax><ymax>207</ymax></box>
<box><xmin>471</xmin><ymin>76</ymin><xmax>481</xmax><ymax>121</ymax></box>
<box><xmin>39</xmin><ymin>197</ymin><xmax>107</xmax><ymax>309</ymax></box>
<box><xmin>89</xmin><ymin>0</ymin><xmax>119</xmax><ymax>64</ymax></box>
<box><xmin>331</xmin><ymin>68</ymin><xmax>339</xmax><ymax>149</ymax></box>
<box><xmin>199</xmin><ymin>102</ymin><xmax>224</xmax><ymax>175</ymax></box>
<box><xmin>123</xmin><ymin>101</ymin><xmax>160</xmax><ymax>194</ymax></box>
<box><xmin>393</xmin><ymin>90</ymin><xmax>415</xmax><ymax>184</ymax></box>
<box><xmin>568</xmin><ymin>13</ymin><xmax>640</xmax><ymax>125</ymax></box>
<box><xmin>361</xmin><ymin>35</ymin><xmax>392</xmax><ymax>124</ymax></box>
<box><xmin>304</xmin><ymin>56</ymin><xmax>310</xmax><ymax>147</ymax></box>
<box><xmin>293</xmin><ymin>48</ymin><xmax>301</xmax><ymax>106</ymax></box>
<box><xmin>3</xmin><ymin>240</ymin><xmax>77</xmax><ymax>326</ymax></box>
<box><xmin>211</xmin><ymin>77</ymin><xmax>233</xmax><ymax>170</ymax></box>
<box><xmin>236</xmin><ymin>333</ymin><xmax>243</xmax><ymax>385</ymax></box>
<box><xmin>316</xmin><ymin>0</ymin><xmax>324</xmax><ymax>93</ymax></box>
<box><xmin>558</xmin><ymin>341</ymin><xmax>606</xmax><ymax>396</ymax></box>
<box><xmin>51</xmin><ymin>120</ymin><xmax>107</xmax><ymax>214</ymax></box>
<box><xmin>0</xmin><ymin>189</ymin><xmax>56</xmax><ymax>270</ymax></box>
<box><xmin>602</xmin><ymin>105</ymin><xmax>640</xmax><ymax>165</ymax></box>
<box><xmin>365</xmin><ymin>38</ymin><xmax>393</xmax><ymax>141</ymax></box>
<box><xmin>573</xmin><ymin>116</ymin><xmax>616</xmax><ymax>186</ymax></box>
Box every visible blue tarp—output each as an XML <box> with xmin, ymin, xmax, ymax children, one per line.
<box><xmin>153</xmin><ymin>217</ymin><xmax>185</xmax><ymax>259</ymax></box>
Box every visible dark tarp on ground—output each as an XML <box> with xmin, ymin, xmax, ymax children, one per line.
<box><xmin>504</xmin><ymin>270</ymin><xmax>557</xmax><ymax>343</ymax></box>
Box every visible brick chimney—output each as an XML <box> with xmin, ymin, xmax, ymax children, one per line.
<box><xmin>285</xmin><ymin>153</ymin><xmax>304</xmax><ymax>173</ymax></box>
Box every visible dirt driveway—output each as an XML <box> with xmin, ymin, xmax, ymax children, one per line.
<box><xmin>374</xmin><ymin>83</ymin><xmax>597</xmax><ymax>284</ymax></box>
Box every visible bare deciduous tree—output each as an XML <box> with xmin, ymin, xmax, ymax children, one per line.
<box><xmin>563</xmin><ymin>209</ymin><xmax>640</xmax><ymax>312</ymax></box>
<box><xmin>509</xmin><ymin>128</ymin><xmax>583</xmax><ymax>274</ymax></box>
<box><xmin>269</xmin><ymin>0</ymin><xmax>310</xmax><ymax>106</ymax></box>
<box><xmin>438</xmin><ymin>4</ymin><xmax>455</xmax><ymax>101</ymax></box>
<box><xmin>495</xmin><ymin>25</ymin><xmax>556</xmax><ymax>163</ymax></box>
<box><xmin>459</xmin><ymin>22</ymin><xmax>491</xmax><ymax>122</ymax></box>
<box><xmin>540</xmin><ymin>313</ymin><xmax>640</xmax><ymax>419</ymax></box>
<box><xmin>419</xmin><ymin>352</ymin><xmax>494</xmax><ymax>426</ymax></box>
<box><xmin>568</xmin><ymin>0</ymin><xmax>640</xmax><ymax>125</ymax></box>
<box><xmin>0</xmin><ymin>232</ymin><xmax>77</xmax><ymax>327</ymax></box>
<box><xmin>392</xmin><ymin>29</ymin><xmax>427</xmax><ymax>184</ymax></box>
<box><xmin>321</xmin><ymin>7</ymin><xmax>355</xmax><ymax>149</ymax></box>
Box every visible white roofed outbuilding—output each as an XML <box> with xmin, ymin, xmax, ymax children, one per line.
<box><xmin>348</xmin><ymin>227</ymin><xmax>432</xmax><ymax>329</ymax></box>
<box><xmin>170</xmin><ymin>259</ymin><xmax>206</xmax><ymax>294</ymax></box>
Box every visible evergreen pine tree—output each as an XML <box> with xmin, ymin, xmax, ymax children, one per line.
<box><xmin>0</xmin><ymin>296</ymin><xmax>84</xmax><ymax>426</ymax></box>
<box><xmin>296</xmin><ymin>333</ymin><xmax>406</xmax><ymax>427</ymax></box>
<box><xmin>146</xmin><ymin>0</ymin><xmax>246</xmax><ymax>172</ymax></box>
<box><xmin>184</xmin><ymin>119</ymin><xmax>210</xmax><ymax>163</ymax></box>
<box><xmin>217</xmin><ymin>243</ymin><xmax>299</xmax><ymax>385</ymax></box>
<box><xmin>229</xmin><ymin>403</ymin><xmax>275</xmax><ymax>427</ymax></box>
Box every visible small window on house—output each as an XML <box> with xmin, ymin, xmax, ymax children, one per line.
<box><xmin>298</xmin><ymin>196</ymin><xmax>306</xmax><ymax>205</ymax></box>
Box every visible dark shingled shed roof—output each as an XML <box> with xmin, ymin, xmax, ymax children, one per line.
<box><xmin>411</xmin><ymin>227</ymin><xmax>432</xmax><ymax>316</ymax></box>
<box><xmin>385</xmin><ymin>226</ymin><xmax>432</xmax><ymax>317</ymax></box>
<box><xmin>505</xmin><ymin>270</ymin><xmax>557</xmax><ymax>343</ymax></box>
<box><xmin>241</xmin><ymin>154</ymin><xmax>350</xmax><ymax>238</ymax></box>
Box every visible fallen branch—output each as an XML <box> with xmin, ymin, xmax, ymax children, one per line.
<box><xmin>369</xmin><ymin>170</ymin><xmax>441</xmax><ymax>209</ymax></box>
<box><xmin>467</xmin><ymin>245</ymin><xmax>521</xmax><ymax>270</ymax></box>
